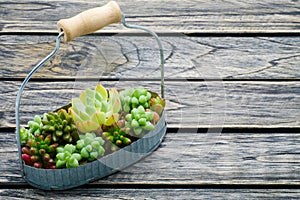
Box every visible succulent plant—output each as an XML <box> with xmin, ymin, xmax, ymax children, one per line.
<box><xmin>69</xmin><ymin>84</ymin><xmax>122</xmax><ymax>133</ymax></box>
<box><xmin>76</xmin><ymin>132</ymin><xmax>105</xmax><ymax>162</ymax></box>
<box><xmin>41</xmin><ymin>109</ymin><xmax>79</xmax><ymax>144</ymax></box>
<box><xmin>26</xmin><ymin>108</ymin><xmax>79</xmax><ymax>144</ymax></box>
<box><xmin>119</xmin><ymin>87</ymin><xmax>152</xmax><ymax>113</ymax></box>
<box><xmin>55</xmin><ymin>144</ymin><xmax>82</xmax><ymax>168</ymax></box>
<box><xmin>150</xmin><ymin>96</ymin><xmax>165</xmax><ymax>115</ymax></box>
<box><xmin>27</xmin><ymin>115</ymin><xmax>43</xmax><ymax>136</ymax></box>
<box><xmin>21</xmin><ymin>134</ymin><xmax>58</xmax><ymax>169</ymax></box>
<box><xmin>102</xmin><ymin>126</ymin><xmax>132</xmax><ymax>148</ymax></box>
<box><xmin>123</xmin><ymin>105</ymin><xmax>160</xmax><ymax>137</ymax></box>
<box><xmin>19</xmin><ymin>127</ymin><xmax>34</xmax><ymax>145</ymax></box>
<box><xmin>56</xmin><ymin>132</ymin><xmax>106</xmax><ymax>168</ymax></box>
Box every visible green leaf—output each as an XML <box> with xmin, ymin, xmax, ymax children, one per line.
<box><xmin>133</xmin><ymin>127</ymin><xmax>143</xmax><ymax>135</ymax></box>
<box><xmin>138</xmin><ymin>118</ymin><xmax>147</xmax><ymax>126</ymax></box>
<box><xmin>145</xmin><ymin>111</ymin><xmax>154</xmax><ymax>121</ymax></box>
<box><xmin>34</xmin><ymin>115</ymin><xmax>42</xmax><ymax>124</ymax></box>
<box><xmin>98</xmin><ymin>146</ymin><xmax>105</xmax><ymax>156</ymax></box>
<box><xmin>144</xmin><ymin>121</ymin><xmax>155</xmax><ymax>131</ymax></box>
<box><xmin>139</xmin><ymin>95</ymin><xmax>147</xmax><ymax>104</ymax></box>
<box><xmin>56</xmin><ymin>146</ymin><xmax>65</xmax><ymax>153</ymax></box>
<box><xmin>80</xmin><ymin>147</ymin><xmax>90</xmax><ymax>158</ymax></box>
<box><xmin>71</xmin><ymin>153</ymin><xmax>82</xmax><ymax>161</ymax></box>
<box><xmin>94</xmin><ymin>111</ymin><xmax>105</xmax><ymax>125</ymax></box>
<box><xmin>84</xmin><ymin>136</ymin><xmax>94</xmax><ymax>145</ymax></box>
<box><xmin>81</xmin><ymin>88</ymin><xmax>95</xmax><ymax>106</ymax></box>
<box><xmin>85</xmin><ymin>106</ymin><xmax>96</xmax><ymax>116</ymax></box>
<box><xmin>64</xmin><ymin>144</ymin><xmax>76</xmax><ymax>154</ymax></box>
<box><xmin>125</xmin><ymin>114</ymin><xmax>132</xmax><ymax>122</ymax></box>
<box><xmin>95</xmin><ymin>84</ymin><xmax>108</xmax><ymax>100</ymax></box>
<box><xmin>64</xmin><ymin>151</ymin><xmax>72</xmax><ymax>160</ymax></box>
<box><xmin>56</xmin><ymin>152</ymin><xmax>65</xmax><ymax>161</ymax></box>
<box><xmin>68</xmin><ymin>157</ymin><xmax>79</xmax><ymax>168</ymax></box>
<box><xmin>86</xmin><ymin>144</ymin><xmax>93</xmax><ymax>152</ymax></box>
<box><xmin>109</xmin><ymin>88</ymin><xmax>121</xmax><ymax>113</ymax></box>
<box><xmin>131</xmin><ymin>119</ymin><xmax>139</xmax><ymax>128</ymax></box>
<box><xmin>95</xmin><ymin>137</ymin><xmax>105</xmax><ymax>146</ymax></box>
<box><xmin>56</xmin><ymin>160</ymin><xmax>66</xmax><ymax>168</ymax></box>
<box><xmin>90</xmin><ymin>151</ymin><xmax>98</xmax><ymax>160</ymax></box>
<box><xmin>78</xmin><ymin>110</ymin><xmax>90</xmax><ymax>121</ymax></box>
<box><xmin>91</xmin><ymin>141</ymin><xmax>100</xmax><ymax>150</ymax></box>
<box><xmin>76</xmin><ymin>139</ymin><xmax>85</xmax><ymax>150</ymax></box>
<box><xmin>131</xmin><ymin>97</ymin><xmax>139</xmax><ymax>105</ymax></box>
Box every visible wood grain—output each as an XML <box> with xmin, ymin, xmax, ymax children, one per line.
<box><xmin>1</xmin><ymin>35</ymin><xmax>300</xmax><ymax>79</ymax></box>
<box><xmin>2</xmin><ymin>81</ymin><xmax>300</xmax><ymax>129</ymax></box>
<box><xmin>0</xmin><ymin>188</ymin><xmax>300</xmax><ymax>199</ymax></box>
<box><xmin>2</xmin><ymin>131</ymin><xmax>300</xmax><ymax>185</ymax></box>
<box><xmin>1</xmin><ymin>0</ymin><xmax>299</xmax><ymax>197</ymax></box>
<box><xmin>1</xmin><ymin>0</ymin><xmax>299</xmax><ymax>33</ymax></box>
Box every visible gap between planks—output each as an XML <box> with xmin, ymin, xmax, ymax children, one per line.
<box><xmin>1</xmin><ymin>182</ymin><xmax>300</xmax><ymax>190</ymax></box>
<box><xmin>2</xmin><ymin>78</ymin><xmax>300</xmax><ymax>82</ymax></box>
<box><xmin>1</xmin><ymin>30</ymin><xmax>300</xmax><ymax>37</ymax></box>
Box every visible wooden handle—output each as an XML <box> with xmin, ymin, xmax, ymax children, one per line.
<box><xmin>57</xmin><ymin>1</ymin><xmax>122</xmax><ymax>42</ymax></box>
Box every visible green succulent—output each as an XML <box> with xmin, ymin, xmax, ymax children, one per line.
<box><xmin>56</xmin><ymin>144</ymin><xmax>82</xmax><ymax>168</ymax></box>
<box><xmin>69</xmin><ymin>84</ymin><xmax>122</xmax><ymax>133</ymax></box>
<box><xmin>124</xmin><ymin>105</ymin><xmax>157</xmax><ymax>137</ymax></box>
<box><xmin>102</xmin><ymin>126</ymin><xmax>132</xmax><ymax>148</ymax></box>
<box><xmin>56</xmin><ymin>133</ymin><xmax>106</xmax><ymax>168</ymax></box>
<box><xmin>41</xmin><ymin>109</ymin><xmax>79</xmax><ymax>144</ymax></box>
<box><xmin>76</xmin><ymin>132</ymin><xmax>105</xmax><ymax>162</ymax></box>
<box><xmin>26</xmin><ymin>108</ymin><xmax>79</xmax><ymax>144</ymax></box>
<box><xmin>119</xmin><ymin>87</ymin><xmax>152</xmax><ymax>112</ymax></box>
<box><xmin>19</xmin><ymin>127</ymin><xmax>34</xmax><ymax>145</ymax></box>
<box><xmin>27</xmin><ymin>115</ymin><xmax>43</xmax><ymax>136</ymax></box>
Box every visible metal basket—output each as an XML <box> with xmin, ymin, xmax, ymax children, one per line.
<box><xmin>15</xmin><ymin>1</ymin><xmax>166</xmax><ymax>190</ymax></box>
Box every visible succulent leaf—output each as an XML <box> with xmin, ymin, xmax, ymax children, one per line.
<box><xmin>150</xmin><ymin>96</ymin><xmax>166</xmax><ymax>115</ymax></box>
<box><xmin>109</xmin><ymin>88</ymin><xmax>122</xmax><ymax>113</ymax></box>
<box><xmin>95</xmin><ymin>84</ymin><xmax>108</xmax><ymax>100</ymax></box>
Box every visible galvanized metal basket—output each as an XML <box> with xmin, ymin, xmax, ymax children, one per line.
<box><xmin>15</xmin><ymin>1</ymin><xmax>166</xmax><ymax>190</ymax></box>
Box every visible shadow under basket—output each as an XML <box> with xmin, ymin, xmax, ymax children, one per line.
<box><xmin>23</xmin><ymin>111</ymin><xmax>166</xmax><ymax>190</ymax></box>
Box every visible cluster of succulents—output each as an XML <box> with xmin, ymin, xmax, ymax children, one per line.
<box><xmin>124</xmin><ymin>105</ymin><xmax>158</xmax><ymax>137</ymax></box>
<box><xmin>119</xmin><ymin>87</ymin><xmax>152</xmax><ymax>112</ymax></box>
<box><xmin>103</xmin><ymin>127</ymin><xmax>132</xmax><ymax>149</ymax></box>
<box><xmin>20</xmin><ymin>127</ymin><xmax>58</xmax><ymax>169</ymax></box>
<box><xmin>26</xmin><ymin>109</ymin><xmax>79</xmax><ymax>144</ymax></box>
<box><xmin>41</xmin><ymin>109</ymin><xmax>79</xmax><ymax>144</ymax></box>
<box><xmin>55</xmin><ymin>133</ymin><xmax>105</xmax><ymax>168</ymax></box>
<box><xmin>75</xmin><ymin>133</ymin><xmax>105</xmax><ymax>162</ymax></box>
<box><xmin>19</xmin><ymin>83</ymin><xmax>165</xmax><ymax>169</ymax></box>
<box><xmin>56</xmin><ymin>144</ymin><xmax>82</xmax><ymax>168</ymax></box>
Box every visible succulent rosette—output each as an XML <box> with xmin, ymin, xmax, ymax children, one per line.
<box><xmin>69</xmin><ymin>84</ymin><xmax>121</xmax><ymax>133</ymax></box>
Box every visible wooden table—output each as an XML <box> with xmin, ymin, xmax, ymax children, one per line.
<box><xmin>1</xmin><ymin>0</ymin><xmax>300</xmax><ymax>198</ymax></box>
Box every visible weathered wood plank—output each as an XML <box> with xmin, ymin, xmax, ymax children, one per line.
<box><xmin>1</xmin><ymin>35</ymin><xmax>300</xmax><ymax>79</ymax></box>
<box><xmin>2</xmin><ymin>81</ymin><xmax>300</xmax><ymax>128</ymax></box>
<box><xmin>1</xmin><ymin>188</ymin><xmax>300</xmax><ymax>199</ymax></box>
<box><xmin>2</xmin><ymin>131</ymin><xmax>300</xmax><ymax>185</ymax></box>
<box><xmin>1</xmin><ymin>0</ymin><xmax>299</xmax><ymax>33</ymax></box>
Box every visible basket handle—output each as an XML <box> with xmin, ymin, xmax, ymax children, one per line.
<box><xmin>57</xmin><ymin>1</ymin><xmax>164</xmax><ymax>98</ymax></box>
<box><xmin>57</xmin><ymin>1</ymin><xmax>122</xmax><ymax>42</ymax></box>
